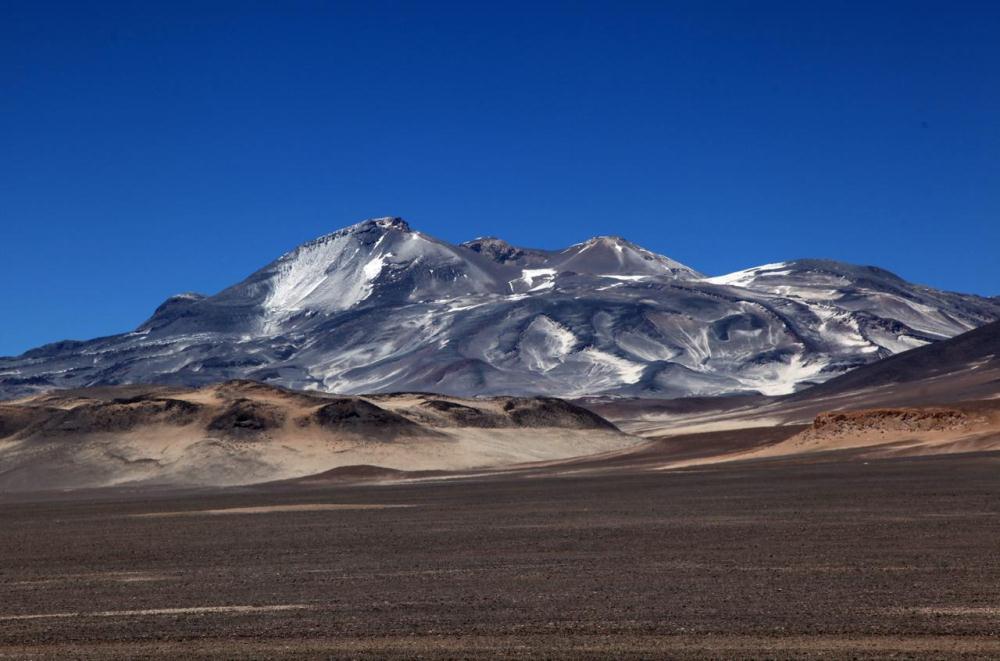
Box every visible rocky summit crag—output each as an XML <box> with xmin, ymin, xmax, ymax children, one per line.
<box><xmin>3</xmin><ymin>216</ymin><xmax>999</xmax><ymax>399</ymax></box>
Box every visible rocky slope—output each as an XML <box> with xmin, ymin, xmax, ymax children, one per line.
<box><xmin>2</xmin><ymin>217</ymin><xmax>997</xmax><ymax>400</ymax></box>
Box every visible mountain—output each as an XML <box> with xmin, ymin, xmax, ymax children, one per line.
<box><xmin>2</xmin><ymin>216</ymin><xmax>998</xmax><ymax>400</ymax></box>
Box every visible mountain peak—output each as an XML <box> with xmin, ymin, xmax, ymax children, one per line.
<box><xmin>370</xmin><ymin>216</ymin><xmax>410</xmax><ymax>231</ymax></box>
<box><xmin>342</xmin><ymin>216</ymin><xmax>411</xmax><ymax>238</ymax></box>
<box><xmin>305</xmin><ymin>217</ymin><xmax>411</xmax><ymax>247</ymax></box>
<box><xmin>254</xmin><ymin>217</ymin><xmax>417</xmax><ymax>315</ymax></box>
<box><xmin>560</xmin><ymin>235</ymin><xmax>702</xmax><ymax>279</ymax></box>
<box><xmin>582</xmin><ymin>235</ymin><xmax>627</xmax><ymax>245</ymax></box>
<box><xmin>460</xmin><ymin>237</ymin><xmax>527</xmax><ymax>263</ymax></box>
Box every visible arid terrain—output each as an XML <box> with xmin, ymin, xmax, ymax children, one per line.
<box><xmin>0</xmin><ymin>381</ymin><xmax>631</xmax><ymax>491</ymax></box>
<box><xmin>1</xmin><ymin>322</ymin><xmax>999</xmax><ymax>658</ymax></box>
<box><xmin>4</xmin><ymin>2</ymin><xmax>997</xmax><ymax>656</ymax></box>
<box><xmin>2</xmin><ymin>452</ymin><xmax>1000</xmax><ymax>659</ymax></box>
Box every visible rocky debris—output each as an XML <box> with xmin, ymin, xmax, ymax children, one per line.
<box><xmin>207</xmin><ymin>399</ymin><xmax>285</xmax><ymax>436</ymax></box>
<box><xmin>460</xmin><ymin>237</ymin><xmax>530</xmax><ymax>264</ymax></box>
<box><xmin>809</xmin><ymin>407</ymin><xmax>970</xmax><ymax>436</ymax></box>
<box><xmin>32</xmin><ymin>398</ymin><xmax>202</xmax><ymax>435</ymax></box>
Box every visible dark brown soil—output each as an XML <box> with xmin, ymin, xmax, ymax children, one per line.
<box><xmin>2</xmin><ymin>451</ymin><xmax>999</xmax><ymax>659</ymax></box>
<box><xmin>311</xmin><ymin>398</ymin><xmax>425</xmax><ymax>436</ymax></box>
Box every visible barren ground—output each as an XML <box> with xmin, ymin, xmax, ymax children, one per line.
<box><xmin>2</xmin><ymin>447</ymin><xmax>1000</xmax><ymax>659</ymax></box>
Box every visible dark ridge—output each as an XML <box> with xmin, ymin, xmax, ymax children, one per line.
<box><xmin>18</xmin><ymin>340</ymin><xmax>89</xmax><ymax>360</ymax></box>
<box><xmin>207</xmin><ymin>398</ymin><xmax>285</xmax><ymax>436</ymax></box>
<box><xmin>311</xmin><ymin>399</ymin><xmax>428</xmax><ymax>437</ymax></box>
<box><xmin>501</xmin><ymin>397</ymin><xmax>619</xmax><ymax>431</ymax></box>
<box><xmin>418</xmin><ymin>399</ymin><xmax>507</xmax><ymax>428</ymax></box>
<box><xmin>30</xmin><ymin>398</ymin><xmax>203</xmax><ymax>435</ymax></box>
<box><xmin>792</xmin><ymin>319</ymin><xmax>1000</xmax><ymax>399</ymax></box>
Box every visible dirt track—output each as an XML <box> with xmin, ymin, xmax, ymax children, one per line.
<box><xmin>2</xmin><ymin>450</ymin><xmax>1000</xmax><ymax>659</ymax></box>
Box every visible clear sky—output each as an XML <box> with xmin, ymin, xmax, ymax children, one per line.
<box><xmin>2</xmin><ymin>1</ymin><xmax>998</xmax><ymax>356</ymax></box>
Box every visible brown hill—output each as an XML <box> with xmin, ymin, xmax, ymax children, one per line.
<box><xmin>0</xmin><ymin>382</ymin><xmax>634</xmax><ymax>492</ymax></box>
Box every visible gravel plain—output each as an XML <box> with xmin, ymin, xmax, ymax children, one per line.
<box><xmin>2</xmin><ymin>447</ymin><xmax>1000</xmax><ymax>659</ymax></box>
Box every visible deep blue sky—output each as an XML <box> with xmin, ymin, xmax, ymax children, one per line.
<box><xmin>2</xmin><ymin>1</ymin><xmax>998</xmax><ymax>356</ymax></box>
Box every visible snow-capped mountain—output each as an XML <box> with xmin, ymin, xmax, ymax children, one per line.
<box><xmin>2</xmin><ymin>217</ymin><xmax>998</xmax><ymax>399</ymax></box>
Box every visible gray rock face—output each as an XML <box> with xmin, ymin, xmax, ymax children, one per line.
<box><xmin>2</xmin><ymin>216</ymin><xmax>998</xmax><ymax>399</ymax></box>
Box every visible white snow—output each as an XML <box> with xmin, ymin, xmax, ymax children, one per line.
<box><xmin>738</xmin><ymin>352</ymin><xmax>829</xmax><ymax>396</ymax></box>
<box><xmin>810</xmin><ymin>305</ymin><xmax>872</xmax><ymax>350</ymax></box>
<box><xmin>520</xmin><ymin>316</ymin><xmax>577</xmax><ymax>372</ymax></box>
<box><xmin>599</xmin><ymin>274</ymin><xmax>649</xmax><ymax>281</ymax></box>
<box><xmin>363</xmin><ymin>252</ymin><xmax>391</xmax><ymax>280</ymax></box>
<box><xmin>616</xmin><ymin>331</ymin><xmax>680</xmax><ymax>362</ymax></box>
<box><xmin>264</xmin><ymin>233</ymin><xmax>376</xmax><ymax>314</ymax></box>
<box><xmin>705</xmin><ymin>262</ymin><xmax>790</xmax><ymax>287</ymax></box>
<box><xmin>574</xmin><ymin>348</ymin><xmax>645</xmax><ymax>385</ymax></box>
<box><xmin>770</xmin><ymin>285</ymin><xmax>843</xmax><ymax>301</ymax></box>
<box><xmin>446</xmin><ymin>299</ymin><xmax>492</xmax><ymax>312</ymax></box>
<box><xmin>520</xmin><ymin>268</ymin><xmax>557</xmax><ymax>288</ymax></box>
<box><xmin>508</xmin><ymin>268</ymin><xmax>558</xmax><ymax>294</ymax></box>
<box><xmin>528</xmin><ymin>280</ymin><xmax>555</xmax><ymax>292</ymax></box>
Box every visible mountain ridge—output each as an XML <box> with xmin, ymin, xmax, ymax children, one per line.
<box><xmin>2</xmin><ymin>216</ymin><xmax>998</xmax><ymax>400</ymax></box>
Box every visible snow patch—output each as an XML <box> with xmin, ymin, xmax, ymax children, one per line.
<box><xmin>264</xmin><ymin>233</ymin><xmax>376</xmax><ymax>313</ymax></box>
<box><xmin>363</xmin><ymin>252</ymin><xmax>393</xmax><ymax>280</ymax></box>
<box><xmin>520</xmin><ymin>316</ymin><xmax>577</xmax><ymax>372</ymax></box>
<box><xmin>508</xmin><ymin>268</ymin><xmax>558</xmax><ymax>294</ymax></box>
<box><xmin>739</xmin><ymin>352</ymin><xmax>829</xmax><ymax>396</ymax></box>
<box><xmin>706</xmin><ymin>262</ymin><xmax>790</xmax><ymax>287</ymax></box>
<box><xmin>600</xmin><ymin>274</ymin><xmax>649</xmax><ymax>282</ymax></box>
<box><xmin>520</xmin><ymin>268</ymin><xmax>556</xmax><ymax>287</ymax></box>
<box><xmin>575</xmin><ymin>348</ymin><xmax>645</xmax><ymax>385</ymax></box>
